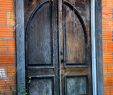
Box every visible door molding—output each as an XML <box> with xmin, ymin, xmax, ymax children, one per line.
<box><xmin>95</xmin><ymin>0</ymin><xmax>104</xmax><ymax>95</ymax></box>
<box><xmin>91</xmin><ymin>0</ymin><xmax>104</xmax><ymax>95</ymax></box>
<box><xmin>15</xmin><ymin>0</ymin><xmax>103</xmax><ymax>95</ymax></box>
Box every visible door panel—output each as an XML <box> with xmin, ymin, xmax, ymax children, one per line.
<box><xmin>29</xmin><ymin>77</ymin><xmax>53</xmax><ymax>95</ymax></box>
<box><xmin>27</xmin><ymin>2</ymin><xmax>52</xmax><ymax>65</ymax></box>
<box><xmin>63</xmin><ymin>3</ymin><xmax>86</xmax><ymax>64</ymax></box>
<box><xmin>66</xmin><ymin>76</ymin><xmax>88</xmax><ymax>95</ymax></box>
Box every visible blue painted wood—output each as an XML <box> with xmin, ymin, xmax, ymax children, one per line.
<box><xmin>15</xmin><ymin>0</ymin><xmax>26</xmax><ymax>95</ymax></box>
<box><xmin>95</xmin><ymin>0</ymin><xmax>104</xmax><ymax>95</ymax></box>
<box><xmin>91</xmin><ymin>0</ymin><xmax>97</xmax><ymax>94</ymax></box>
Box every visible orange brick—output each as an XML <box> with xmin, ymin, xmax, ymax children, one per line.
<box><xmin>0</xmin><ymin>0</ymin><xmax>13</xmax><ymax>5</ymax></box>
<box><xmin>7</xmin><ymin>40</ymin><xmax>15</xmax><ymax>52</ymax></box>
<box><xmin>102</xmin><ymin>0</ymin><xmax>113</xmax><ymax>7</ymax></box>
<box><xmin>0</xmin><ymin>0</ymin><xmax>14</xmax><ymax>10</ymax></box>
<box><xmin>103</xmin><ymin>64</ymin><xmax>108</xmax><ymax>74</ymax></box>
<box><xmin>102</xmin><ymin>31</ymin><xmax>112</xmax><ymax>40</ymax></box>
<box><xmin>104</xmin><ymin>88</ymin><xmax>113</xmax><ymax>95</ymax></box>
<box><xmin>102</xmin><ymin>8</ymin><xmax>112</xmax><ymax>19</ymax></box>
<box><xmin>0</xmin><ymin>26</ymin><xmax>15</xmax><ymax>38</ymax></box>
<box><xmin>0</xmin><ymin>80</ymin><xmax>15</xmax><ymax>87</ymax></box>
<box><xmin>7</xmin><ymin>31</ymin><xmax>15</xmax><ymax>38</ymax></box>
<box><xmin>0</xmin><ymin>84</ymin><xmax>15</xmax><ymax>92</ymax></box>
<box><xmin>0</xmin><ymin>12</ymin><xmax>6</xmax><ymax>24</ymax></box>
<box><xmin>6</xmin><ymin>12</ymin><xmax>15</xmax><ymax>25</ymax></box>
<box><xmin>103</xmin><ymin>53</ymin><xmax>113</xmax><ymax>63</ymax></box>
<box><xmin>0</xmin><ymin>12</ymin><xmax>6</xmax><ymax>18</ymax></box>
<box><xmin>0</xmin><ymin>26</ymin><xmax>15</xmax><ymax>32</ymax></box>
<box><xmin>0</xmin><ymin>54</ymin><xmax>15</xmax><ymax>64</ymax></box>
<box><xmin>8</xmin><ymin>26</ymin><xmax>15</xmax><ymax>31</ymax></box>
<box><xmin>0</xmin><ymin>31</ymin><xmax>7</xmax><ymax>38</ymax></box>
<box><xmin>103</xmin><ymin>41</ymin><xmax>113</xmax><ymax>52</ymax></box>
<box><xmin>107</xmin><ymin>65</ymin><xmax>113</xmax><ymax>74</ymax></box>
<box><xmin>102</xmin><ymin>20</ymin><xmax>113</xmax><ymax>31</ymax></box>
<box><xmin>104</xmin><ymin>64</ymin><xmax>113</xmax><ymax>75</ymax></box>
<box><xmin>103</xmin><ymin>41</ymin><xmax>107</xmax><ymax>52</ymax></box>
<box><xmin>104</xmin><ymin>76</ymin><xmax>113</xmax><ymax>86</ymax></box>
<box><xmin>0</xmin><ymin>40</ymin><xmax>7</xmax><ymax>52</ymax></box>
<box><xmin>0</xmin><ymin>31</ymin><xmax>15</xmax><ymax>38</ymax></box>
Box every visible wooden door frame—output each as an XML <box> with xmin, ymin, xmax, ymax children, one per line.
<box><xmin>15</xmin><ymin>0</ymin><xmax>104</xmax><ymax>95</ymax></box>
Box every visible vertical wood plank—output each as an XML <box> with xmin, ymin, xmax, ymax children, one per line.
<box><xmin>95</xmin><ymin>0</ymin><xmax>104</xmax><ymax>95</ymax></box>
<box><xmin>15</xmin><ymin>0</ymin><xmax>26</xmax><ymax>94</ymax></box>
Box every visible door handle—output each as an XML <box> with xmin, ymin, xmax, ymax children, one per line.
<box><xmin>61</xmin><ymin>59</ymin><xmax>64</xmax><ymax>63</ymax></box>
<box><xmin>60</xmin><ymin>51</ymin><xmax>64</xmax><ymax>63</ymax></box>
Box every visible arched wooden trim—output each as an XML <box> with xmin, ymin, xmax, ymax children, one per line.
<box><xmin>25</xmin><ymin>0</ymin><xmax>53</xmax><ymax>67</ymax></box>
<box><xmin>63</xmin><ymin>1</ymin><xmax>88</xmax><ymax>65</ymax></box>
<box><xmin>26</xmin><ymin>0</ymin><xmax>52</xmax><ymax>32</ymax></box>
<box><xmin>63</xmin><ymin>1</ymin><xmax>87</xmax><ymax>44</ymax></box>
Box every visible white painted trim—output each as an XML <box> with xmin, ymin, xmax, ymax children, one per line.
<box><xmin>91</xmin><ymin>0</ymin><xmax>97</xmax><ymax>95</ymax></box>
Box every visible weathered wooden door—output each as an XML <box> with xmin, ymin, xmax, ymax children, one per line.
<box><xmin>25</xmin><ymin>0</ymin><xmax>91</xmax><ymax>95</ymax></box>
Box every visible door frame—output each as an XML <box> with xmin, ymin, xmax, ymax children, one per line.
<box><xmin>15</xmin><ymin>0</ymin><xmax>103</xmax><ymax>95</ymax></box>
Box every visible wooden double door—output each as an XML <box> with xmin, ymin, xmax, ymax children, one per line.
<box><xmin>25</xmin><ymin>0</ymin><xmax>92</xmax><ymax>95</ymax></box>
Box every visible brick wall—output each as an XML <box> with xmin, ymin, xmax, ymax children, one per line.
<box><xmin>0</xmin><ymin>0</ymin><xmax>16</xmax><ymax>94</ymax></box>
<box><xmin>0</xmin><ymin>0</ymin><xmax>113</xmax><ymax>94</ymax></box>
<box><xmin>102</xmin><ymin>0</ymin><xmax>113</xmax><ymax>95</ymax></box>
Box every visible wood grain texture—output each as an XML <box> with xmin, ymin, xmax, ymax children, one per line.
<box><xmin>61</xmin><ymin>0</ymin><xmax>92</xmax><ymax>95</ymax></box>
<box><xmin>29</xmin><ymin>78</ymin><xmax>53</xmax><ymax>95</ymax></box>
<box><xmin>26</xmin><ymin>3</ymin><xmax>52</xmax><ymax>65</ymax></box>
<box><xmin>63</xmin><ymin>4</ymin><xmax>86</xmax><ymax>64</ymax></box>
<box><xmin>66</xmin><ymin>77</ymin><xmax>87</xmax><ymax>95</ymax></box>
